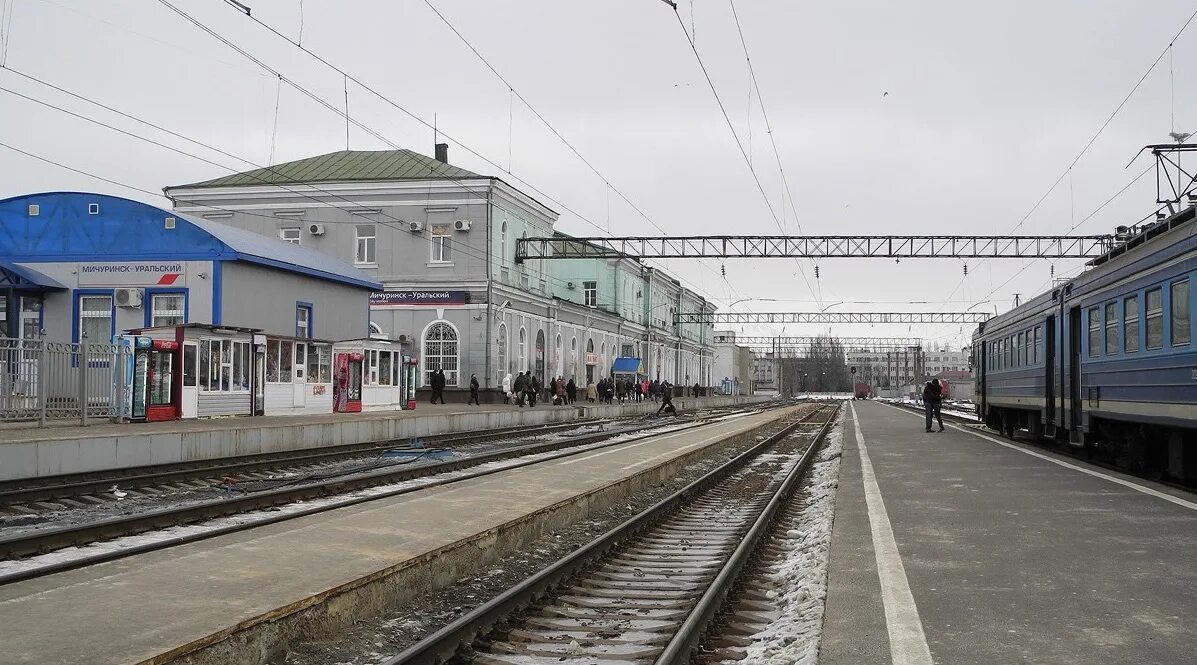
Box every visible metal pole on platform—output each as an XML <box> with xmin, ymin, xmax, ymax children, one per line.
<box><xmin>37</xmin><ymin>339</ymin><xmax>47</xmax><ymax>428</ymax></box>
<box><xmin>79</xmin><ymin>340</ymin><xmax>88</xmax><ymax>427</ymax></box>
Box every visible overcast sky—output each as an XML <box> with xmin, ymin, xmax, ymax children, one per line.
<box><xmin>2</xmin><ymin>0</ymin><xmax>1194</xmax><ymax>349</ymax></box>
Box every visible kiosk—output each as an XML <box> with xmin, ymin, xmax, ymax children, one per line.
<box><xmin>333</xmin><ymin>351</ymin><xmax>363</xmax><ymax>413</ymax></box>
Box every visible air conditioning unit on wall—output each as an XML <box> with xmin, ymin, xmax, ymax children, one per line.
<box><xmin>307</xmin><ymin>223</ymin><xmax>326</xmax><ymax>235</ymax></box>
<box><xmin>454</xmin><ymin>219</ymin><xmax>471</xmax><ymax>232</ymax></box>
<box><xmin>115</xmin><ymin>288</ymin><xmax>144</xmax><ymax>308</ymax></box>
<box><xmin>566</xmin><ymin>281</ymin><xmax>576</xmax><ymax>289</ymax></box>
<box><xmin>408</xmin><ymin>221</ymin><xmax>425</xmax><ymax>233</ymax></box>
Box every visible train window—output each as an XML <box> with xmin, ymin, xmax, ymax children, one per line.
<box><xmin>1124</xmin><ymin>296</ymin><xmax>1139</xmax><ymax>353</ymax></box>
<box><xmin>1172</xmin><ymin>280</ymin><xmax>1190</xmax><ymax>346</ymax></box>
<box><xmin>1104</xmin><ymin>303</ymin><xmax>1118</xmax><ymax>355</ymax></box>
<box><xmin>1088</xmin><ymin>308</ymin><xmax>1100</xmax><ymax>357</ymax></box>
<box><xmin>1004</xmin><ymin>337</ymin><xmax>1011</xmax><ymax>368</ymax></box>
<box><xmin>1145</xmin><ymin>288</ymin><xmax>1163</xmax><ymax>350</ymax></box>
<box><xmin>1034</xmin><ymin>326</ymin><xmax>1042</xmax><ymax>364</ymax></box>
<box><xmin>1017</xmin><ymin>332</ymin><xmax>1024</xmax><ymax>366</ymax></box>
<box><xmin>1024</xmin><ymin>330</ymin><xmax>1032</xmax><ymax>365</ymax></box>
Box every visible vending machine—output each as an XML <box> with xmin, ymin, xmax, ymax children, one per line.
<box><xmin>333</xmin><ymin>351</ymin><xmax>364</xmax><ymax>413</ymax></box>
<box><xmin>402</xmin><ymin>354</ymin><xmax>419</xmax><ymax>410</ymax></box>
<box><xmin>130</xmin><ymin>337</ymin><xmax>180</xmax><ymax>422</ymax></box>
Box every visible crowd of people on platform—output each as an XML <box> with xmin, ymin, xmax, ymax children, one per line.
<box><xmin>483</xmin><ymin>372</ymin><xmax>707</xmax><ymax>409</ymax></box>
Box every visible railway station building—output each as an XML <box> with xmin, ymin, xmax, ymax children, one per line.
<box><xmin>165</xmin><ymin>146</ymin><xmax>718</xmax><ymax>398</ymax></box>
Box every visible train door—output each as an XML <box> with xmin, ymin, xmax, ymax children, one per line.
<box><xmin>1044</xmin><ymin>315</ymin><xmax>1055</xmax><ymax>431</ymax></box>
<box><xmin>1067</xmin><ymin>307</ymin><xmax>1082</xmax><ymax>436</ymax></box>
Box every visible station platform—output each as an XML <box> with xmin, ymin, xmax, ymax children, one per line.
<box><xmin>0</xmin><ymin>395</ymin><xmax>766</xmax><ymax>481</ymax></box>
<box><xmin>0</xmin><ymin>406</ymin><xmax>797</xmax><ymax>665</ymax></box>
<box><xmin>821</xmin><ymin>400</ymin><xmax>1197</xmax><ymax>664</ymax></box>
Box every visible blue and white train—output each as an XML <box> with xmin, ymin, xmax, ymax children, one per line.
<box><xmin>973</xmin><ymin>204</ymin><xmax>1196</xmax><ymax>480</ymax></box>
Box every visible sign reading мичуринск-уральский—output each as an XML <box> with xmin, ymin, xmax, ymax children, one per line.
<box><xmin>369</xmin><ymin>290</ymin><xmax>471</xmax><ymax>307</ymax></box>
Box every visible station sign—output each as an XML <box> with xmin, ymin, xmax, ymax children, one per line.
<box><xmin>369</xmin><ymin>290</ymin><xmax>471</xmax><ymax>307</ymax></box>
<box><xmin>78</xmin><ymin>262</ymin><xmax>186</xmax><ymax>286</ymax></box>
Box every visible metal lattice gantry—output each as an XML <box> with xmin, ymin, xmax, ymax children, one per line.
<box><xmin>515</xmin><ymin>234</ymin><xmax>1114</xmax><ymax>262</ymax></box>
<box><xmin>715</xmin><ymin>335</ymin><xmax>923</xmax><ymax>348</ymax></box>
<box><xmin>682</xmin><ymin>312</ymin><xmax>992</xmax><ymax>325</ymax></box>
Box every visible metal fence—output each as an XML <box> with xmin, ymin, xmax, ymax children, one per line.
<box><xmin>0</xmin><ymin>337</ymin><xmax>129</xmax><ymax>426</ymax></box>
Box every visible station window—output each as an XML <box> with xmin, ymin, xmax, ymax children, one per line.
<box><xmin>583</xmin><ymin>281</ymin><xmax>598</xmax><ymax>307</ymax></box>
<box><xmin>423</xmin><ymin>321</ymin><xmax>459</xmax><ymax>386</ymax></box>
<box><xmin>1123</xmin><ymin>295</ymin><xmax>1139</xmax><ymax>353</ymax></box>
<box><xmin>1087</xmin><ymin>308</ymin><xmax>1100</xmax><ymax>357</ymax></box>
<box><xmin>201</xmin><ymin>339</ymin><xmax>250</xmax><ymax>392</ymax></box>
<box><xmin>1104</xmin><ymin>303</ymin><xmax>1118</xmax><ymax>355</ymax></box>
<box><xmin>150</xmin><ymin>293</ymin><xmax>185</xmax><ymax>327</ymax></box>
<box><xmin>354</xmin><ymin>224</ymin><xmax>376</xmax><ymax>265</ymax></box>
<box><xmin>1145</xmin><ymin>287</ymin><xmax>1163</xmax><ymax>350</ymax></box>
<box><xmin>1173</xmin><ymin>280</ymin><xmax>1191</xmax><ymax>346</ymax></box>
<box><xmin>430</xmin><ymin>224</ymin><xmax>452</xmax><ymax>263</ymax></box>
<box><xmin>296</xmin><ymin>303</ymin><xmax>312</xmax><ymax>338</ymax></box>
<box><xmin>78</xmin><ymin>294</ymin><xmax>113</xmax><ymax>342</ymax></box>
<box><xmin>365</xmin><ymin>349</ymin><xmax>380</xmax><ymax>385</ymax></box>
<box><xmin>265</xmin><ymin>340</ymin><xmax>294</xmax><ymax>382</ymax></box>
<box><xmin>306</xmin><ymin>344</ymin><xmax>332</xmax><ymax>384</ymax></box>
<box><xmin>279</xmin><ymin>227</ymin><xmax>301</xmax><ymax>245</ymax></box>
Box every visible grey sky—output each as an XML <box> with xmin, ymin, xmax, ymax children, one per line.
<box><xmin>1</xmin><ymin>0</ymin><xmax>1193</xmax><ymax>349</ymax></box>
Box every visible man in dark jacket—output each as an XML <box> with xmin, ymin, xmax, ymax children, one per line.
<box><xmin>513</xmin><ymin>372</ymin><xmax>526</xmax><ymax>406</ymax></box>
<box><xmin>657</xmin><ymin>382</ymin><xmax>676</xmax><ymax>416</ymax></box>
<box><xmin>566</xmin><ymin>377</ymin><xmax>577</xmax><ymax>404</ymax></box>
<box><xmin>468</xmin><ymin>374</ymin><xmax>480</xmax><ymax>405</ymax></box>
<box><xmin>430</xmin><ymin>368</ymin><xmax>446</xmax><ymax>404</ymax></box>
<box><xmin>922</xmin><ymin>379</ymin><xmax>943</xmax><ymax>432</ymax></box>
<box><xmin>526</xmin><ymin>373</ymin><xmax>539</xmax><ymax>407</ymax></box>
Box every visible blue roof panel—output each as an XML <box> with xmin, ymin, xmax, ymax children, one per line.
<box><xmin>612</xmin><ymin>357</ymin><xmax>642</xmax><ymax>373</ymax></box>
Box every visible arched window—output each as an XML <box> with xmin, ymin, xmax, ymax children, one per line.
<box><xmin>554</xmin><ymin>333</ymin><xmax>563</xmax><ymax>377</ymax></box>
<box><xmin>570</xmin><ymin>336</ymin><xmax>578</xmax><ymax>380</ymax></box>
<box><xmin>422</xmin><ymin>321</ymin><xmax>459</xmax><ymax>386</ymax></box>
<box><xmin>368</xmin><ymin>321</ymin><xmax>384</xmax><ymax>337</ymax></box>
<box><xmin>535</xmin><ymin>329</ymin><xmax>546</xmax><ymax>383</ymax></box>
<box><xmin>499</xmin><ymin>221</ymin><xmax>508</xmax><ymax>266</ymax></box>
<box><xmin>518</xmin><ymin>326</ymin><xmax>527</xmax><ymax>372</ymax></box>
<box><xmin>496</xmin><ymin>322</ymin><xmax>508</xmax><ymax>377</ymax></box>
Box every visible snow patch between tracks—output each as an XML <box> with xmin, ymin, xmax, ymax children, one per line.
<box><xmin>735</xmin><ymin>415</ymin><xmax>844</xmax><ymax>665</ymax></box>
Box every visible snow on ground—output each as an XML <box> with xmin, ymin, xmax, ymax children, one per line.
<box><xmin>735</xmin><ymin>412</ymin><xmax>845</xmax><ymax>665</ymax></box>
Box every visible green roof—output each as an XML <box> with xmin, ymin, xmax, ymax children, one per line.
<box><xmin>167</xmin><ymin>149</ymin><xmax>485</xmax><ymax>190</ymax></box>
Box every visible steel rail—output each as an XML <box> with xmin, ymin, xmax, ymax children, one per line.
<box><xmin>0</xmin><ymin>407</ymin><xmax>770</xmax><ymax>585</ymax></box>
<box><xmin>384</xmin><ymin>403</ymin><xmax>837</xmax><ymax>665</ymax></box>
<box><xmin>0</xmin><ymin>419</ymin><xmax>611</xmax><ymax>506</ymax></box>
<box><xmin>655</xmin><ymin>404</ymin><xmax>839</xmax><ymax>663</ymax></box>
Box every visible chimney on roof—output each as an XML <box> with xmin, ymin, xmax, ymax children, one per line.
<box><xmin>434</xmin><ymin>143</ymin><xmax>448</xmax><ymax>164</ymax></box>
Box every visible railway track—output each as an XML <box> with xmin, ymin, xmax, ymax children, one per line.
<box><xmin>0</xmin><ymin>405</ymin><xmax>774</xmax><ymax>584</ymax></box>
<box><xmin>0</xmin><ymin>403</ymin><xmax>763</xmax><ymax>515</ymax></box>
<box><xmin>385</xmin><ymin>403</ymin><xmax>839</xmax><ymax>665</ymax></box>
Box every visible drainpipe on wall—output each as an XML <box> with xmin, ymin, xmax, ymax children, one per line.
<box><xmin>484</xmin><ymin>183</ymin><xmax>493</xmax><ymax>390</ymax></box>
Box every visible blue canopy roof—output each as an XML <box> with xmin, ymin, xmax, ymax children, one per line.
<box><xmin>0</xmin><ymin>192</ymin><xmax>381</xmax><ymax>291</ymax></box>
<box><xmin>611</xmin><ymin>357</ymin><xmax>642</xmax><ymax>373</ymax></box>
<box><xmin>0</xmin><ymin>261</ymin><xmax>66</xmax><ymax>290</ymax></box>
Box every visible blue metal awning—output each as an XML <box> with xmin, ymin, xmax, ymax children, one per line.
<box><xmin>611</xmin><ymin>357</ymin><xmax>642</xmax><ymax>374</ymax></box>
<box><xmin>0</xmin><ymin>262</ymin><xmax>66</xmax><ymax>291</ymax></box>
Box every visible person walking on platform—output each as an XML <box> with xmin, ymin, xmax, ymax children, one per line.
<box><xmin>527</xmin><ymin>373</ymin><xmax>539</xmax><ymax>407</ymax></box>
<box><xmin>429</xmin><ymin>368</ymin><xmax>446</xmax><ymax>404</ymax></box>
<box><xmin>586</xmin><ymin>379</ymin><xmax>597</xmax><ymax>402</ymax></box>
<box><xmin>468</xmin><ymin>374</ymin><xmax>480</xmax><ymax>405</ymax></box>
<box><xmin>634</xmin><ymin>381</ymin><xmax>643</xmax><ymax>403</ymax></box>
<box><xmin>567</xmin><ymin>377</ymin><xmax>577</xmax><ymax>404</ymax></box>
<box><xmin>513</xmin><ymin>372</ymin><xmax>526</xmax><ymax>407</ymax></box>
<box><xmin>501</xmin><ymin>372</ymin><xmax>513</xmax><ymax>405</ymax></box>
<box><xmin>922</xmin><ymin>379</ymin><xmax>944</xmax><ymax>432</ymax></box>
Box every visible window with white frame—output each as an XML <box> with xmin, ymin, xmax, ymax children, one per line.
<box><xmin>499</xmin><ymin>221</ymin><xmax>508</xmax><ymax>267</ymax></box>
<box><xmin>279</xmin><ymin>227</ymin><xmax>301</xmax><ymax>245</ymax></box>
<box><xmin>199</xmin><ymin>339</ymin><xmax>251</xmax><ymax>392</ymax></box>
<box><xmin>355</xmin><ymin>224</ymin><xmax>376</xmax><ymax>265</ymax></box>
<box><xmin>583</xmin><ymin>281</ymin><xmax>597</xmax><ymax>307</ymax></box>
<box><xmin>518</xmin><ymin>326</ymin><xmax>527</xmax><ymax>372</ymax></box>
<box><xmin>1124</xmin><ymin>295</ymin><xmax>1139</xmax><ymax>353</ymax></box>
<box><xmin>296</xmin><ymin>304</ymin><xmax>312</xmax><ymax>338</ymax></box>
<box><xmin>78</xmin><ymin>295</ymin><xmax>112</xmax><ymax>342</ymax></box>
<box><xmin>423</xmin><ymin>322</ymin><xmax>459</xmax><ymax>385</ymax></box>
<box><xmin>430</xmin><ymin>224</ymin><xmax>452</xmax><ymax>263</ymax></box>
<box><xmin>306</xmin><ymin>344</ymin><xmax>332</xmax><ymax>383</ymax></box>
<box><xmin>496</xmin><ymin>323</ymin><xmax>508</xmax><ymax>376</ymax></box>
<box><xmin>1173</xmin><ymin>279</ymin><xmax>1191</xmax><ymax>346</ymax></box>
<box><xmin>150</xmin><ymin>293</ymin><xmax>184</xmax><ymax>327</ymax></box>
<box><xmin>265</xmin><ymin>340</ymin><xmax>295</xmax><ymax>382</ymax></box>
<box><xmin>1087</xmin><ymin>308</ymin><xmax>1100</xmax><ymax>357</ymax></box>
<box><xmin>365</xmin><ymin>349</ymin><xmax>380</xmax><ymax>385</ymax></box>
<box><xmin>1145</xmin><ymin>287</ymin><xmax>1163</xmax><ymax>350</ymax></box>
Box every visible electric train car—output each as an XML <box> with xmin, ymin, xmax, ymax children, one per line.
<box><xmin>973</xmin><ymin>204</ymin><xmax>1196</xmax><ymax>481</ymax></box>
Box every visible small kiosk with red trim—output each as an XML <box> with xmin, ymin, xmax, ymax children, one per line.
<box><xmin>333</xmin><ymin>351</ymin><xmax>364</xmax><ymax>413</ymax></box>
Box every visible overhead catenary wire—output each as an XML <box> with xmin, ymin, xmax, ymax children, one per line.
<box><xmin>667</xmin><ymin>2</ymin><xmax>820</xmax><ymax>306</ymax></box>
<box><xmin>194</xmin><ymin>0</ymin><xmax>728</xmax><ymax>304</ymax></box>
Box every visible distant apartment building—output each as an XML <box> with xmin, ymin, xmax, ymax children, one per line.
<box><xmin>165</xmin><ymin>146</ymin><xmax>715</xmax><ymax>396</ymax></box>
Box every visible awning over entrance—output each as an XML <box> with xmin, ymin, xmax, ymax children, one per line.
<box><xmin>0</xmin><ymin>262</ymin><xmax>66</xmax><ymax>291</ymax></box>
<box><xmin>611</xmin><ymin>357</ymin><xmax>642</xmax><ymax>374</ymax></box>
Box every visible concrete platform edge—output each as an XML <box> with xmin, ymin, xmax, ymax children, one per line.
<box><xmin>152</xmin><ymin>408</ymin><xmax>790</xmax><ymax>665</ymax></box>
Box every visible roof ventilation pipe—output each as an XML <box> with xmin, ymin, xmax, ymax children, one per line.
<box><xmin>434</xmin><ymin>143</ymin><xmax>449</xmax><ymax>164</ymax></box>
